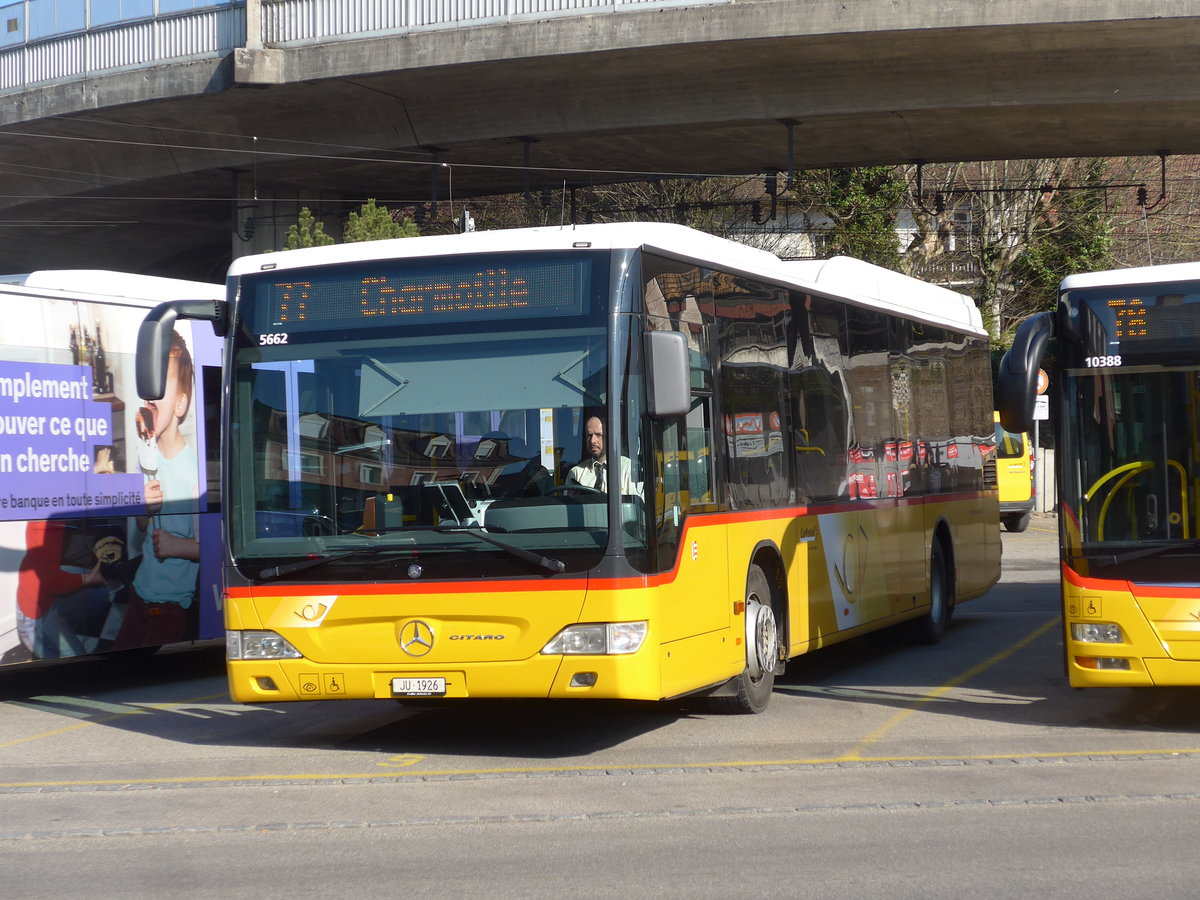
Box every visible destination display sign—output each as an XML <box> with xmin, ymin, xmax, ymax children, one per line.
<box><xmin>1104</xmin><ymin>295</ymin><xmax>1200</xmax><ymax>342</ymax></box>
<box><xmin>248</xmin><ymin>255</ymin><xmax>590</xmax><ymax>333</ymax></box>
<box><xmin>1074</xmin><ymin>284</ymin><xmax>1200</xmax><ymax>362</ymax></box>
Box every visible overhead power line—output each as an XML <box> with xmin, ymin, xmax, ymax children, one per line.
<box><xmin>0</xmin><ymin>128</ymin><xmax>756</xmax><ymax>183</ymax></box>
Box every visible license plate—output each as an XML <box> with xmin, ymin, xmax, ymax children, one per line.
<box><xmin>392</xmin><ymin>677</ymin><xmax>447</xmax><ymax>696</ymax></box>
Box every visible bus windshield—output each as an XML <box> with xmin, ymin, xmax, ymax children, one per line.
<box><xmin>1061</xmin><ymin>284</ymin><xmax>1200</xmax><ymax>580</ymax></box>
<box><xmin>226</xmin><ymin>250</ymin><xmax>649</xmax><ymax>579</ymax></box>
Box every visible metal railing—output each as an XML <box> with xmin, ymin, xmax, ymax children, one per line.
<box><xmin>1</xmin><ymin>2</ymin><xmax>244</xmax><ymax>92</ymax></box>
<box><xmin>1</xmin><ymin>0</ymin><xmax>725</xmax><ymax>93</ymax></box>
<box><xmin>262</xmin><ymin>0</ymin><xmax>722</xmax><ymax>43</ymax></box>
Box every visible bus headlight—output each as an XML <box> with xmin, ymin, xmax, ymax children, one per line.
<box><xmin>542</xmin><ymin>622</ymin><xmax>648</xmax><ymax>655</ymax></box>
<box><xmin>227</xmin><ymin>630</ymin><xmax>303</xmax><ymax>660</ymax></box>
<box><xmin>1070</xmin><ymin>623</ymin><xmax>1123</xmax><ymax>644</ymax></box>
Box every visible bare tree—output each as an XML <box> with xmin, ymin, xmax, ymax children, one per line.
<box><xmin>902</xmin><ymin>159</ymin><xmax>1113</xmax><ymax>339</ymax></box>
<box><xmin>1107</xmin><ymin>155</ymin><xmax>1200</xmax><ymax>267</ymax></box>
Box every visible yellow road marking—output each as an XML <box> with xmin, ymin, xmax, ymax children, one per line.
<box><xmin>840</xmin><ymin>616</ymin><xmax>1060</xmax><ymax>760</ymax></box>
<box><xmin>378</xmin><ymin>754</ymin><xmax>426</xmax><ymax>768</ymax></box>
<box><xmin>1</xmin><ymin>746</ymin><xmax>1197</xmax><ymax>790</ymax></box>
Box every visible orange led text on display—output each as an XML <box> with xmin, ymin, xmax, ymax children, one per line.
<box><xmin>1107</xmin><ymin>297</ymin><xmax>1149</xmax><ymax>339</ymax></box>
<box><xmin>270</xmin><ymin>270</ymin><xmax>531</xmax><ymax>323</ymax></box>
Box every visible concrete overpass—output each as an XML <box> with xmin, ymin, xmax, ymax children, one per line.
<box><xmin>2</xmin><ymin>0</ymin><xmax>1199</xmax><ymax>279</ymax></box>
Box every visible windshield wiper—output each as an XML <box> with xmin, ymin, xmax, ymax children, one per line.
<box><xmin>433</xmin><ymin>526</ymin><xmax>566</xmax><ymax>574</ymax></box>
<box><xmin>256</xmin><ymin>544</ymin><xmax>411</xmax><ymax>581</ymax></box>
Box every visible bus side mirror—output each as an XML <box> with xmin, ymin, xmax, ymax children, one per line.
<box><xmin>643</xmin><ymin>330</ymin><xmax>690</xmax><ymax>417</ymax></box>
<box><xmin>136</xmin><ymin>298</ymin><xmax>228</xmax><ymax>400</ymax></box>
<box><xmin>996</xmin><ymin>311</ymin><xmax>1053</xmax><ymax>434</ymax></box>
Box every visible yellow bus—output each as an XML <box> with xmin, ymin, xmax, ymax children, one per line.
<box><xmin>139</xmin><ymin>223</ymin><xmax>1000</xmax><ymax>712</ymax></box>
<box><xmin>999</xmin><ymin>262</ymin><xmax>1200</xmax><ymax>687</ymax></box>
<box><xmin>993</xmin><ymin>412</ymin><xmax>1034</xmax><ymax>533</ymax></box>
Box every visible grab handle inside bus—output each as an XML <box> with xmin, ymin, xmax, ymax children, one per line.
<box><xmin>136</xmin><ymin>298</ymin><xmax>229</xmax><ymax>400</ymax></box>
<box><xmin>996</xmin><ymin>311</ymin><xmax>1053</xmax><ymax>434</ymax></box>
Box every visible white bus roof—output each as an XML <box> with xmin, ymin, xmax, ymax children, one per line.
<box><xmin>1061</xmin><ymin>261</ymin><xmax>1200</xmax><ymax>291</ymax></box>
<box><xmin>781</xmin><ymin>256</ymin><xmax>982</xmax><ymax>333</ymax></box>
<box><xmin>0</xmin><ymin>270</ymin><xmax>223</xmax><ymax>304</ymax></box>
<box><xmin>229</xmin><ymin>222</ymin><xmax>985</xmax><ymax>335</ymax></box>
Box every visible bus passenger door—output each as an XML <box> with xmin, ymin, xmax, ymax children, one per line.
<box><xmin>652</xmin><ymin>396</ymin><xmax>725</xmax><ymax>642</ymax></box>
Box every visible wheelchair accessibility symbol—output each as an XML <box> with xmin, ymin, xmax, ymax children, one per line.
<box><xmin>298</xmin><ymin>673</ymin><xmax>346</xmax><ymax>695</ymax></box>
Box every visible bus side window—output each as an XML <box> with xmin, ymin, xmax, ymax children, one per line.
<box><xmin>791</xmin><ymin>367</ymin><xmax>847</xmax><ymax>502</ymax></box>
<box><xmin>651</xmin><ymin>396</ymin><xmax>715</xmax><ymax>568</ymax></box>
<box><xmin>687</xmin><ymin>398</ymin><xmax>714</xmax><ymax>505</ymax></box>
<box><xmin>653</xmin><ymin>415</ymin><xmax>685</xmax><ymax>568</ymax></box>
<box><xmin>202</xmin><ymin>365</ymin><xmax>221</xmax><ymax>511</ymax></box>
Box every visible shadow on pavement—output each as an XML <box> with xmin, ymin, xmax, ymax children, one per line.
<box><xmin>4</xmin><ymin>570</ymin><xmax>1200</xmax><ymax>757</ymax></box>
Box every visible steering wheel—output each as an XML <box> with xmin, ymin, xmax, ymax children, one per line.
<box><xmin>545</xmin><ymin>484</ymin><xmax>605</xmax><ymax>496</ymax></box>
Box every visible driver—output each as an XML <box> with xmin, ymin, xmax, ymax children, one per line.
<box><xmin>566</xmin><ymin>416</ymin><xmax>641</xmax><ymax>494</ymax></box>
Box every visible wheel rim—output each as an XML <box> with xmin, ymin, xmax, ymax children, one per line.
<box><xmin>930</xmin><ymin>550</ymin><xmax>947</xmax><ymax>624</ymax></box>
<box><xmin>745</xmin><ymin>598</ymin><xmax>777</xmax><ymax>681</ymax></box>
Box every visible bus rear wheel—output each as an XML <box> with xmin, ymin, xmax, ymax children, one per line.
<box><xmin>709</xmin><ymin>564</ymin><xmax>778</xmax><ymax>714</ymax></box>
<box><xmin>1003</xmin><ymin>512</ymin><xmax>1031</xmax><ymax>533</ymax></box>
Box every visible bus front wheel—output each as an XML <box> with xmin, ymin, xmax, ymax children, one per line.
<box><xmin>710</xmin><ymin>564</ymin><xmax>778</xmax><ymax>714</ymax></box>
<box><xmin>909</xmin><ymin>541</ymin><xmax>952</xmax><ymax>645</ymax></box>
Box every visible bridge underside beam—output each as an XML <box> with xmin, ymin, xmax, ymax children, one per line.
<box><xmin>2</xmin><ymin>2</ymin><xmax>1198</xmax><ymax>276</ymax></box>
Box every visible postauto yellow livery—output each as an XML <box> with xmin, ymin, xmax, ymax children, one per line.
<box><xmin>993</xmin><ymin>412</ymin><xmax>1034</xmax><ymax>533</ymax></box>
<box><xmin>1000</xmin><ymin>261</ymin><xmax>1200</xmax><ymax>687</ymax></box>
<box><xmin>140</xmin><ymin>223</ymin><xmax>1001</xmax><ymax>712</ymax></box>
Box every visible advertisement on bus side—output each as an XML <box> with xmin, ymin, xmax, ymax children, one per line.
<box><xmin>0</xmin><ymin>293</ymin><xmax>219</xmax><ymax>663</ymax></box>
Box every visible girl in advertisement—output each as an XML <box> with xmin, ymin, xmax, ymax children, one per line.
<box><xmin>114</xmin><ymin>329</ymin><xmax>200</xmax><ymax>649</ymax></box>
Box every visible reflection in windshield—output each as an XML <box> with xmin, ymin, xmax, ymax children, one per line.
<box><xmin>257</xmin><ymin>544</ymin><xmax>414</xmax><ymax>581</ymax></box>
<box><xmin>229</xmin><ymin>327</ymin><xmax>648</xmax><ymax>574</ymax></box>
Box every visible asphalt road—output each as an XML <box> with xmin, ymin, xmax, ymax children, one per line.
<box><xmin>3</xmin><ymin>517</ymin><xmax>1199</xmax><ymax>898</ymax></box>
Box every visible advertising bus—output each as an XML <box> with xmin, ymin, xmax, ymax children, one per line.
<box><xmin>999</xmin><ymin>261</ymin><xmax>1200</xmax><ymax>687</ymax></box>
<box><xmin>139</xmin><ymin>223</ymin><xmax>1000</xmax><ymax>712</ymax></box>
<box><xmin>0</xmin><ymin>271</ymin><xmax>223</xmax><ymax>666</ymax></box>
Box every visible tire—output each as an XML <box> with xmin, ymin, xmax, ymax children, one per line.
<box><xmin>709</xmin><ymin>564</ymin><xmax>779</xmax><ymax>714</ymax></box>
<box><xmin>909</xmin><ymin>541</ymin><xmax>951</xmax><ymax>645</ymax></box>
<box><xmin>1003</xmin><ymin>512</ymin><xmax>1031</xmax><ymax>533</ymax></box>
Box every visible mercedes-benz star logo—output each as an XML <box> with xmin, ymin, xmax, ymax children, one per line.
<box><xmin>399</xmin><ymin>620</ymin><xmax>435</xmax><ymax>657</ymax></box>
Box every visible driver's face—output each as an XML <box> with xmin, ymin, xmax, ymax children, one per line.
<box><xmin>584</xmin><ymin>417</ymin><xmax>605</xmax><ymax>461</ymax></box>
